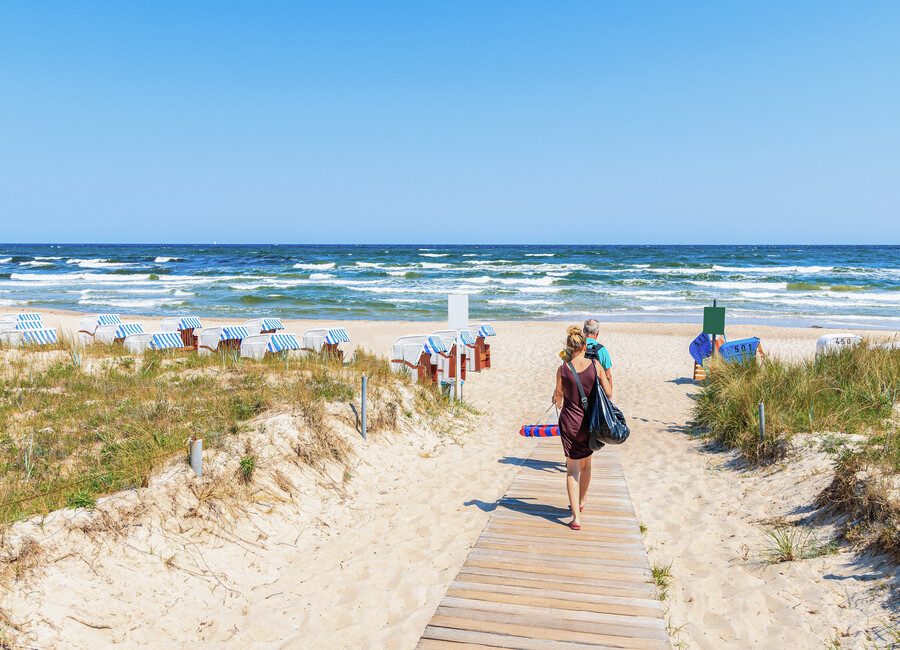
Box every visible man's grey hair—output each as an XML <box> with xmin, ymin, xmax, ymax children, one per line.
<box><xmin>583</xmin><ymin>319</ymin><xmax>600</xmax><ymax>337</ymax></box>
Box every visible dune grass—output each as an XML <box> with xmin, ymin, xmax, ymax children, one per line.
<box><xmin>0</xmin><ymin>344</ymin><xmax>451</xmax><ymax>525</ymax></box>
<box><xmin>692</xmin><ymin>344</ymin><xmax>900</xmax><ymax>463</ymax></box>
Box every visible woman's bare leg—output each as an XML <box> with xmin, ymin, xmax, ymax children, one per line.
<box><xmin>566</xmin><ymin>459</ymin><xmax>581</xmax><ymax>526</ymax></box>
<box><xmin>578</xmin><ymin>456</ymin><xmax>592</xmax><ymax>510</ymax></box>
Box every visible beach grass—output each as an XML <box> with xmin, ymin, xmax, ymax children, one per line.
<box><xmin>0</xmin><ymin>344</ymin><xmax>455</xmax><ymax>525</ymax></box>
<box><xmin>692</xmin><ymin>344</ymin><xmax>900</xmax><ymax>463</ymax></box>
<box><xmin>694</xmin><ymin>343</ymin><xmax>900</xmax><ymax>559</ymax></box>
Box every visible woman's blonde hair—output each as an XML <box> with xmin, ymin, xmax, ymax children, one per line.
<box><xmin>565</xmin><ymin>325</ymin><xmax>586</xmax><ymax>356</ymax></box>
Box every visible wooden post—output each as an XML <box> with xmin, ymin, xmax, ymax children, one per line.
<box><xmin>189</xmin><ymin>438</ymin><xmax>202</xmax><ymax>477</ymax></box>
<box><xmin>758</xmin><ymin>403</ymin><xmax>765</xmax><ymax>443</ymax></box>
<box><xmin>361</xmin><ymin>376</ymin><xmax>367</xmax><ymax>440</ymax></box>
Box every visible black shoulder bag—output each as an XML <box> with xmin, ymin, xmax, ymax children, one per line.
<box><xmin>566</xmin><ymin>361</ymin><xmax>630</xmax><ymax>449</ymax></box>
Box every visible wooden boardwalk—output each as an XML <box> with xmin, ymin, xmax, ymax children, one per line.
<box><xmin>418</xmin><ymin>439</ymin><xmax>670</xmax><ymax>649</ymax></box>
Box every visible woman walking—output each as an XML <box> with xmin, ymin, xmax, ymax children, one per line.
<box><xmin>552</xmin><ymin>326</ymin><xmax>613</xmax><ymax>530</ymax></box>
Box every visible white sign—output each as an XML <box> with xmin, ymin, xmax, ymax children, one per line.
<box><xmin>448</xmin><ymin>294</ymin><xmax>469</xmax><ymax>330</ymax></box>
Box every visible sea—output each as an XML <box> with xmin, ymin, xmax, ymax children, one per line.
<box><xmin>1</xmin><ymin>244</ymin><xmax>899</xmax><ymax>329</ymax></box>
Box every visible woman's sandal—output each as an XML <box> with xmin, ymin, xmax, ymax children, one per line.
<box><xmin>568</xmin><ymin>520</ymin><xmax>581</xmax><ymax>531</ymax></box>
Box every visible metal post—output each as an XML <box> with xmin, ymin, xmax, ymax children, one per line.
<box><xmin>455</xmin><ymin>334</ymin><xmax>461</xmax><ymax>401</ymax></box>
<box><xmin>758</xmin><ymin>403</ymin><xmax>765</xmax><ymax>443</ymax></box>
<box><xmin>189</xmin><ymin>438</ymin><xmax>202</xmax><ymax>477</ymax></box>
<box><xmin>361</xmin><ymin>376</ymin><xmax>367</xmax><ymax>440</ymax></box>
<box><xmin>712</xmin><ymin>299</ymin><xmax>717</xmax><ymax>357</ymax></box>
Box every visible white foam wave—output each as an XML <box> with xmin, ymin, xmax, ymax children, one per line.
<box><xmin>498</xmin><ymin>277</ymin><xmax>555</xmax><ymax>286</ymax></box>
<box><xmin>309</xmin><ymin>273</ymin><xmax>336</xmax><ymax>280</ymax></box>
<box><xmin>34</xmin><ymin>256</ymin><xmax>64</xmax><ymax>260</ymax></box>
<box><xmin>712</xmin><ymin>265</ymin><xmax>834</xmax><ymax>274</ymax></box>
<box><xmin>420</xmin><ymin>263</ymin><xmax>449</xmax><ymax>269</ymax></box>
<box><xmin>519</xmin><ymin>286</ymin><xmax>561</xmax><ymax>294</ymax></box>
<box><xmin>66</xmin><ymin>258</ymin><xmax>130</xmax><ymax>269</ymax></box>
<box><xmin>488</xmin><ymin>298</ymin><xmax>555</xmax><ymax>305</ymax></box>
<box><xmin>354</xmin><ymin>262</ymin><xmax>382</xmax><ymax>268</ymax></box>
<box><xmin>0</xmin><ymin>258</ymin><xmax>11</xmax><ymax>264</ymax></box>
<box><xmin>18</xmin><ymin>261</ymin><xmax>57</xmax><ymax>267</ymax></box>
<box><xmin>154</xmin><ymin>256</ymin><xmax>185</xmax><ymax>263</ymax></box>
<box><xmin>293</xmin><ymin>262</ymin><xmax>336</xmax><ymax>270</ymax></box>
<box><xmin>524</xmin><ymin>253</ymin><xmax>555</xmax><ymax>257</ymax></box>
<box><xmin>420</xmin><ymin>253</ymin><xmax>448</xmax><ymax>258</ymax></box>
<box><xmin>689</xmin><ymin>280</ymin><xmax>787</xmax><ymax>290</ymax></box>
<box><xmin>77</xmin><ymin>297</ymin><xmax>180</xmax><ymax>309</ymax></box>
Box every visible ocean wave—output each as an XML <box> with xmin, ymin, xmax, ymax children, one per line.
<box><xmin>154</xmin><ymin>256</ymin><xmax>185</xmax><ymax>263</ymax></box>
<box><xmin>420</xmin><ymin>263</ymin><xmax>449</xmax><ymax>269</ymax></box>
<box><xmin>354</xmin><ymin>262</ymin><xmax>382</xmax><ymax>268</ymax></box>
<box><xmin>18</xmin><ymin>261</ymin><xmax>57</xmax><ymax>268</ymax></box>
<box><xmin>711</xmin><ymin>265</ymin><xmax>834</xmax><ymax>274</ymax></box>
<box><xmin>498</xmin><ymin>276</ymin><xmax>555</xmax><ymax>286</ymax></box>
<box><xmin>66</xmin><ymin>258</ymin><xmax>132</xmax><ymax>269</ymax></box>
<box><xmin>77</xmin><ymin>297</ymin><xmax>180</xmax><ymax>309</ymax></box>
<box><xmin>0</xmin><ymin>258</ymin><xmax>11</xmax><ymax>264</ymax></box>
<box><xmin>34</xmin><ymin>256</ymin><xmax>64</xmax><ymax>260</ymax></box>
<box><xmin>309</xmin><ymin>273</ymin><xmax>336</xmax><ymax>280</ymax></box>
<box><xmin>524</xmin><ymin>253</ymin><xmax>555</xmax><ymax>257</ymax></box>
<box><xmin>420</xmin><ymin>253</ymin><xmax>448</xmax><ymax>258</ymax></box>
<box><xmin>293</xmin><ymin>262</ymin><xmax>336</xmax><ymax>270</ymax></box>
<box><xmin>689</xmin><ymin>280</ymin><xmax>787</xmax><ymax>290</ymax></box>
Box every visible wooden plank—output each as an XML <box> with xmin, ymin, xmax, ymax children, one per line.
<box><xmin>456</xmin><ymin>566</ymin><xmax>659</xmax><ymax>600</ymax></box>
<box><xmin>446</xmin><ymin>584</ymin><xmax>662</xmax><ymax>618</ymax></box>
<box><xmin>483</xmin><ymin>522</ymin><xmax>644</xmax><ymax>543</ymax></box>
<box><xmin>436</xmin><ymin>600</ymin><xmax>668</xmax><ymax>641</ymax></box>
<box><xmin>477</xmin><ymin>532</ymin><xmax>647</xmax><ymax>552</ymax></box>
<box><xmin>425</xmin><ymin>615</ymin><xmax>669</xmax><ymax>650</ymax></box>
<box><xmin>475</xmin><ymin>541</ymin><xmax>649</xmax><ymax>564</ymax></box>
<box><xmin>421</xmin><ymin>625</ymin><xmax>620</xmax><ymax>649</ymax></box>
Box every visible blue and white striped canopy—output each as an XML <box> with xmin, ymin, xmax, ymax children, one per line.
<box><xmin>221</xmin><ymin>326</ymin><xmax>248</xmax><ymax>340</ymax></box>
<box><xmin>16</xmin><ymin>313</ymin><xmax>43</xmax><ymax>322</ymax></box>
<box><xmin>262</xmin><ymin>318</ymin><xmax>284</xmax><ymax>331</ymax></box>
<box><xmin>423</xmin><ymin>336</ymin><xmax>447</xmax><ymax>354</ymax></box>
<box><xmin>477</xmin><ymin>324</ymin><xmax>496</xmax><ymax>337</ymax></box>
<box><xmin>267</xmin><ymin>333</ymin><xmax>300</xmax><ymax>353</ymax></box>
<box><xmin>98</xmin><ymin>314</ymin><xmax>121</xmax><ymax>326</ymax></box>
<box><xmin>15</xmin><ymin>320</ymin><xmax>44</xmax><ymax>330</ymax></box>
<box><xmin>458</xmin><ymin>331</ymin><xmax>475</xmax><ymax>346</ymax></box>
<box><xmin>178</xmin><ymin>317</ymin><xmax>203</xmax><ymax>330</ymax></box>
<box><xmin>325</xmin><ymin>328</ymin><xmax>350</xmax><ymax>344</ymax></box>
<box><xmin>150</xmin><ymin>332</ymin><xmax>184</xmax><ymax>350</ymax></box>
<box><xmin>23</xmin><ymin>329</ymin><xmax>57</xmax><ymax>345</ymax></box>
<box><xmin>116</xmin><ymin>323</ymin><xmax>144</xmax><ymax>338</ymax></box>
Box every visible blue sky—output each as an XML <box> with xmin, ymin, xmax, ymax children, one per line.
<box><xmin>1</xmin><ymin>2</ymin><xmax>898</xmax><ymax>244</ymax></box>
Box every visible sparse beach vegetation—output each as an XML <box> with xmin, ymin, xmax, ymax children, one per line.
<box><xmin>0</xmin><ymin>340</ymin><xmax>467</xmax><ymax>526</ymax></box>
<box><xmin>694</xmin><ymin>343</ymin><xmax>900</xmax><ymax>560</ymax></box>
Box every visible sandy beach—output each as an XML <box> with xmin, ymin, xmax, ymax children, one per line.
<box><xmin>1</xmin><ymin>308</ymin><xmax>899</xmax><ymax>648</ymax></box>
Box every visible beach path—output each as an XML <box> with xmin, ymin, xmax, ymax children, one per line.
<box><xmin>417</xmin><ymin>438</ymin><xmax>670</xmax><ymax>649</ymax></box>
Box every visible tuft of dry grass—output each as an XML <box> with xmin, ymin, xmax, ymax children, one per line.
<box><xmin>1</xmin><ymin>537</ymin><xmax>43</xmax><ymax>582</ymax></box>
<box><xmin>693</xmin><ymin>343</ymin><xmax>900</xmax><ymax>463</ymax></box>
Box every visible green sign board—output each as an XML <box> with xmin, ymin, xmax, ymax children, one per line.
<box><xmin>703</xmin><ymin>306</ymin><xmax>726</xmax><ymax>336</ymax></box>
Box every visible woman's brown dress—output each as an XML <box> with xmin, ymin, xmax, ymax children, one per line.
<box><xmin>558</xmin><ymin>362</ymin><xmax>596</xmax><ymax>460</ymax></box>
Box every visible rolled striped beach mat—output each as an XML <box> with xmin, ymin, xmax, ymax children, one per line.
<box><xmin>519</xmin><ymin>424</ymin><xmax>559</xmax><ymax>437</ymax></box>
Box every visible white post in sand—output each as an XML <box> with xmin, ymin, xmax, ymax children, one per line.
<box><xmin>448</xmin><ymin>294</ymin><xmax>469</xmax><ymax>403</ymax></box>
<box><xmin>455</xmin><ymin>333</ymin><xmax>461</xmax><ymax>401</ymax></box>
<box><xmin>189</xmin><ymin>438</ymin><xmax>202</xmax><ymax>477</ymax></box>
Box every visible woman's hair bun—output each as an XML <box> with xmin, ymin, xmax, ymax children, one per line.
<box><xmin>565</xmin><ymin>325</ymin><xmax>586</xmax><ymax>355</ymax></box>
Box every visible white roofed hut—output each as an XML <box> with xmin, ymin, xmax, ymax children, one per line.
<box><xmin>77</xmin><ymin>314</ymin><xmax>121</xmax><ymax>345</ymax></box>
<box><xmin>816</xmin><ymin>333</ymin><xmax>863</xmax><ymax>356</ymax></box>
<box><xmin>124</xmin><ymin>332</ymin><xmax>186</xmax><ymax>355</ymax></box>
<box><xmin>430</xmin><ymin>329</ymin><xmax>475</xmax><ymax>383</ymax></box>
<box><xmin>390</xmin><ymin>335</ymin><xmax>446</xmax><ymax>385</ymax></box>
<box><xmin>240</xmin><ymin>333</ymin><xmax>302</xmax><ymax>361</ymax></box>
<box><xmin>160</xmin><ymin>317</ymin><xmax>203</xmax><ymax>350</ymax></box>
<box><xmin>94</xmin><ymin>322</ymin><xmax>144</xmax><ymax>345</ymax></box>
<box><xmin>243</xmin><ymin>318</ymin><xmax>284</xmax><ymax>335</ymax></box>
<box><xmin>301</xmin><ymin>327</ymin><xmax>350</xmax><ymax>360</ymax></box>
<box><xmin>197</xmin><ymin>326</ymin><xmax>249</xmax><ymax>356</ymax></box>
<box><xmin>470</xmin><ymin>323</ymin><xmax>496</xmax><ymax>369</ymax></box>
<box><xmin>0</xmin><ymin>320</ymin><xmax>58</xmax><ymax>348</ymax></box>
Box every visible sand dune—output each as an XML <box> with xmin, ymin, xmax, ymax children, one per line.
<box><xmin>1</xmin><ymin>309</ymin><xmax>898</xmax><ymax>648</ymax></box>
